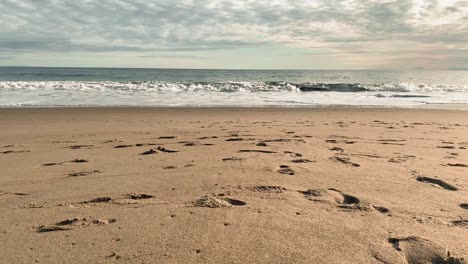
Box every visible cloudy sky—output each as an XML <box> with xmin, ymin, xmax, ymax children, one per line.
<box><xmin>0</xmin><ymin>0</ymin><xmax>467</xmax><ymax>69</ymax></box>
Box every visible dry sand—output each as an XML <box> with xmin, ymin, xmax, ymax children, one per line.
<box><xmin>0</xmin><ymin>107</ymin><xmax>467</xmax><ymax>264</ymax></box>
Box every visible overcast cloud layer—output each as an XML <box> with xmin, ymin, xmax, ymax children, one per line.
<box><xmin>0</xmin><ymin>0</ymin><xmax>467</xmax><ymax>69</ymax></box>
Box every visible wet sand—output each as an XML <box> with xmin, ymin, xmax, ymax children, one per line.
<box><xmin>0</xmin><ymin>107</ymin><xmax>467</xmax><ymax>263</ymax></box>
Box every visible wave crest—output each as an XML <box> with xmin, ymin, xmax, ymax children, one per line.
<box><xmin>0</xmin><ymin>81</ymin><xmax>466</xmax><ymax>93</ymax></box>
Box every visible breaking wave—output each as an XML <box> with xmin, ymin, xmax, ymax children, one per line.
<box><xmin>1</xmin><ymin>81</ymin><xmax>467</xmax><ymax>93</ymax></box>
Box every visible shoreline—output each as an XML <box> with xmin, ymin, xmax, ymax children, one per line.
<box><xmin>1</xmin><ymin>103</ymin><xmax>468</xmax><ymax>110</ymax></box>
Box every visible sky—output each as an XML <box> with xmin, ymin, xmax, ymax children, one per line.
<box><xmin>0</xmin><ymin>0</ymin><xmax>467</xmax><ymax>70</ymax></box>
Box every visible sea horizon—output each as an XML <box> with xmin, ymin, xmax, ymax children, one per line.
<box><xmin>1</xmin><ymin>67</ymin><xmax>467</xmax><ymax>108</ymax></box>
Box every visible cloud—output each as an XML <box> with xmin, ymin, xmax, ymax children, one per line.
<box><xmin>0</xmin><ymin>0</ymin><xmax>467</xmax><ymax>69</ymax></box>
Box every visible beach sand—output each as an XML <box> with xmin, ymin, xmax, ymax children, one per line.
<box><xmin>0</xmin><ymin>107</ymin><xmax>467</xmax><ymax>264</ymax></box>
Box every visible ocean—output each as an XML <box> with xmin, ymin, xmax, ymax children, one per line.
<box><xmin>0</xmin><ymin>67</ymin><xmax>467</xmax><ymax>107</ymax></box>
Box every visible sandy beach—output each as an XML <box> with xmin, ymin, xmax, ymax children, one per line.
<box><xmin>0</xmin><ymin>107</ymin><xmax>467</xmax><ymax>264</ymax></box>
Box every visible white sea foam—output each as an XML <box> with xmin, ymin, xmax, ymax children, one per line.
<box><xmin>1</xmin><ymin>81</ymin><xmax>467</xmax><ymax>107</ymax></box>
<box><xmin>1</xmin><ymin>81</ymin><xmax>467</xmax><ymax>92</ymax></box>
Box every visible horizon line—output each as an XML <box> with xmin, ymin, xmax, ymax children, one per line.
<box><xmin>0</xmin><ymin>66</ymin><xmax>466</xmax><ymax>71</ymax></box>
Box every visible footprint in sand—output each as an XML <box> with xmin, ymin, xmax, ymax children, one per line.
<box><xmin>329</xmin><ymin>147</ymin><xmax>344</xmax><ymax>152</ymax></box>
<box><xmin>451</xmin><ymin>219</ymin><xmax>468</xmax><ymax>228</ymax></box>
<box><xmin>284</xmin><ymin>151</ymin><xmax>302</xmax><ymax>157</ymax></box>
<box><xmin>114</xmin><ymin>144</ymin><xmax>134</xmax><ymax>148</ymax></box>
<box><xmin>136</xmin><ymin>143</ymin><xmax>157</xmax><ymax>147</ymax></box>
<box><xmin>262</xmin><ymin>138</ymin><xmax>304</xmax><ymax>143</ymax></box>
<box><xmin>140</xmin><ymin>146</ymin><xmax>178</xmax><ymax>155</ymax></box>
<box><xmin>325</xmin><ymin>139</ymin><xmax>355</xmax><ymax>144</ymax></box>
<box><xmin>81</xmin><ymin>197</ymin><xmax>113</xmax><ymax>204</ymax></box>
<box><xmin>71</xmin><ymin>159</ymin><xmax>88</xmax><ymax>163</ymax></box>
<box><xmin>102</xmin><ymin>139</ymin><xmax>121</xmax><ymax>143</ymax></box>
<box><xmin>66</xmin><ymin>145</ymin><xmax>93</xmax><ymax>149</ymax></box>
<box><xmin>1</xmin><ymin>150</ymin><xmax>30</xmax><ymax>154</ymax></box>
<box><xmin>438</xmin><ymin>146</ymin><xmax>456</xmax><ymax>149</ymax></box>
<box><xmin>251</xmin><ymin>186</ymin><xmax>286</xmax><ymax>193</ymax></box>
<box><xmin>277</xmin><ymin>165</ymin><xmax>294</xmax><ymax>175</ymax></box>
<box><xmin>331</xmin><ymin>156</ymin><xmax>360</xmax><ymax>167</ymax></box>
<box><xmin>36</xmin><ymin>217</ymin><xmax>116</xmax><ymax>233</ymax></box>
<box><xmin>179</xmin><ymin>141</ymin><xmax>197</xmax><ymax>146</ymax></box>
<box><xmin>1</xmin><ymin>144</ymin><xmax>22</xmax><ymax>148</ymax></box>
<box><xmin>388</xmin><ymin>236</ymin><xmax>465</xmax><ymax>264</ymax></box>
<box><xmin>301</xmin><ymin>188</ymin><xmax>360</xmax><ymax>205</ymax></box>
<box><xmin>225</xmin><ymin>138</ymin><xmax>254</xmax><ymax>142</ymax></box>
<box><xmin>193</xmin><ymin>196</ymin><xmax>246</xmax><ymax>208</ymax></box>
<box><xmin>416</xmin><ymin>176</ymin><xmax>458</xmax><ymax>191</ymax></box>
<box><xmin>238</xmin><ymin>149</ymin><xmax>276</xmax><ymax>154</ymax></box>
<box><xmin>198</xmin><ymin>136</ymin><xmax>218</xmax><ymax>140</ymax></box>
<box><xmin>291</xmin><ymin>159</ymin><xmax>314</xmax><ymax>163</ymax></box>
<box><xmin>43</xmin><ymin>159</ymin><xmax>89</xmax><ymax>166</ymax></box>
<box><xmin>126</xmin><ymin>193</ymin><xmax>154</xmax><ymax>200</ymax></box>
<box><xmin>446</xmin><ymin>163</ymin><xmax>468</xmax><ymax>168</ymax></box>
<box><xmin>67</xmin><ymin>170</ymin><xmax>100</xmax><ymax>177</ymax></box>
<box><xmin>222</xmin><ymin>157</ymin><xmax>246</xmax><ymax>161</ymax></box>
<box><xmin>51</xmin><ymin>140</ymin><xmax>77</xmax><ymax>144</ymax></box>
<box><xmin>0</xmin><ymin>192</ymin><xmax>29</xmax><ymax>197</ymax></box>
<box><xmin>105</xmin><ymin>253</ymin><xmax>122</xmax><ymax>260</ymax></box>
<box><xmin>300</xmin><ymin>188</ymin><xmax>389</xmax><ymax>213</ymax></box>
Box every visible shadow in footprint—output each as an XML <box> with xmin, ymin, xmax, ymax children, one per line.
<box><xmin>140</xmin><ymin>146</ymin><xmax>178</xmax><ymax>155</ymax></box>
<box><xmin>451</xmin><ymin>219</ymin><xmax>468</xmax><ymax>228</ymax></box>
<box><xmin>331</xmin><ymin>156</ymin><xmax>360</xmax><ymax>167</ymax></box>
<box><xmin>71</xmin><ymin>159</ymin><xmax>88</xmax><ymax>163</ymax></box>
<box><xmin>224</xmin><ymin>198</ymin><xmax>246</xmax><ymax>206</ymax></box>
<box><xmin>416</xmin><ymin>176</ymin><xmax>458</xmax><ymax>191</ymax></box>
<box><xmin>68</xmin><ymin>170</ymin><xmax>100</xmax><ymax>177</ymax></box>
<box><xmin>43</xmin><ymin>162</ymin><xmax>61</xmax><ymax>166</ymax></box>
<box><xmin>114</xmin><ymin>144</ymin><xmax>134</xmax><ymax>148</ymax></box>
<box><xmin>291</xmin><ymin>159</ymin><xmax>314</xmax><ymax>163</ymax></box>
<box><xmin>329</xmin><ymin>147</ymin><xmax>344</xmax><ymax>152</ymax></box>
<box><xmin>437</xmin><ymin>146</ymin><xmax>456</xmax><ymax>149</ymax></box>
<box><xmin>388</xmin><ymin>236</ymin><xmax>465</xmax><ymax>264</ymax></box>
<box><xmin>43</xmin><ymin>159</ymin><xmax>88</xmax><ymax>166</ymax></box>
<box><xmin>447</xmin><ymin>163</ymin><xmax>468</xmax><ymax>168</ymax></box>
<box><xmin>67</xmin><ymin>145</ymin><xmax>93</xmax><ymax>149</ymax></box>
<box><xmin>2</xmin><ymin>150</ymin><xmax>30</xmax><ymax>154</ymax></box>
<box><xmin>126</xmin><ymin>193</ymin><xmax>154</xmax><ymax>200</ymax></box>
<box><xmin>222</xmin><ymin>157</ymin><xmax>246</xmax><ymax>161</ymax></box>
<box><xmin>239</xmin><ymin>149</ymin><xmax>276</xmax><ymax>154</ymax></box>
<box><xmin>81</xmin><ymin>197</ymin><xmax>113</xmax><ymax>204</ymax></box>
<box><xmin>226</xmin><ymin>138</ymin><xmax>254</xmax><ymax>142</ymax></box>
<box><xmin>251</xmin><ymin>186</ymin><xmax>286</xmax><ymax>193</ymax></box>
<box><xmin>277</xmin><ymin>165</ymin><xmax>294</xmax><ymax>175</ymax></box>
<box><xmin>36</xmin><ymin>225</ymin><xmax>70</xmax><ymax>233</ymax></box>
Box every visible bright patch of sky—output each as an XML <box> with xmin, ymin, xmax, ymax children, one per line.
<box><xmin>0</xmin><ymin>0</ymin><xmax>466</xmax><ymax>69</ymax></box>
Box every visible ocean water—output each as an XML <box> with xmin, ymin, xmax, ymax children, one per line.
<box><xmin>0</xmin><ymin>67</ymin><xmax>467</xmax><ymax>107</ymax></box>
